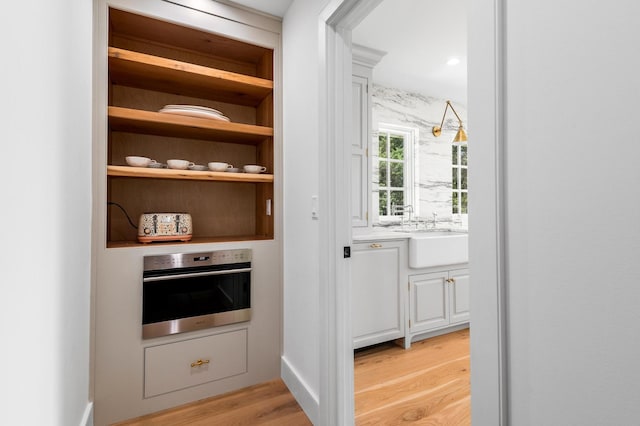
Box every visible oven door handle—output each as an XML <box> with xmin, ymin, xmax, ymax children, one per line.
<box><xmin>143</xmin><ymin>267</ymin><xmax>252</xmax><ymax>282</ymax></box>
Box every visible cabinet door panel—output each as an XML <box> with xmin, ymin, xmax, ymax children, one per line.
<box><xmin>352</xmin><ymin>244</ymin><xmax>403</xmax><ymax>347</ymax></box>
<box><xmin>144</xmin><ymin>329</ymin><xmax>247</xmax><ymax>398</ymax></box>
<box><xmin>351</xmin><ymin>76</ymin><xmax>367</xmax><ymax>150</ymax></box>
<box><xmin>449</xmin><ymin>269</ymin><xmax>470</xmax><ymax>324</ymax></box>
<box><xmin>351</xmin><ymin>75</ymin><xmax>369</xmax><ymax>227</ymax></box>
<box><xmin>351</xmin><ymin>154</ymin><xmax>367</xmax><ymax>226</ymax></box>
<box><xmin>410</xmin><ymin>272</ymin><xmax>449</xmax><ymax>332</ymax></box>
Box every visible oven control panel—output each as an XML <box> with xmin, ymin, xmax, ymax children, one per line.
<box><xmin>144</xmin><ymin>249</ymin><xmax>252</xmax><ymax>272</ymax></box>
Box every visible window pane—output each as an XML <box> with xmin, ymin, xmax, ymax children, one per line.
<box><xmin>378</xmin><ymin>133</ymin><xmax>388</xmax><ymax>158</ymax></box>
<box><xmin>379</xmin><ymin>160</ymin><xmax>387</xmax><ymax>186</ymax></box>
<box><xmin>452</xmin><ymin>168</ymin><xmax>458</xmax><ymax>188</ymax></box>
<box><xmin>461</xmin><ymin>145</ymin><xmax>468</xmax><ymax>166</ymax></box>
<box><xmin>452</xmin><ymin>145</ymin><xmax>458</xmax><ymax>165</ymax></box>
<box><xmin>390</xmin><ymin>135</ymin><xmax>404</xmax><ymax>160</ymax></box>
<box><xmin>379</xmin><ymin>191</ymin><xmax>388</xmax><ymax>216</ymax></box>
<box><xmin>461</xmin><ymin>168</ymin><xmax>467</xmax><ymax>190</ymax></box>
<box><xmin>390</xmin><ymin>162</ymin><xmax>404</xmax><ymax>187</ymax></box>
<box><xmin>462</xmin><ymin>192</ymin><xmax>468</xmax><ymax>214</ymax></box>
<box><xmin>452</xmin><ymin>192</ymin><xmax>459</xmax><ymax>214</ymax></box>
<box><xmin>390</xmin><ymin>191</ymin><xmax>404</xmax><ymax>208</ymax></box>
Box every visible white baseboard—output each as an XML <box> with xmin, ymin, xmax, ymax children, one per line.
<box><xmin>281</xmin><ymin>356</ymin><xmax>319</xmax><ymax>424</ymax></box>
<box><xmin>80</xmin><ymin>401</ymin><xmax>93</xmax><ymax>426</ymax></box>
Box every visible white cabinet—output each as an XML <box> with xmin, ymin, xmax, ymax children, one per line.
<box><xmin>350</xmin><ymin>236</ymin><xmax>469</xmax><ymax>350</ymax></box>
<box><xmin>408</xmin><ymin>268</ymin><xmax>470</xmax><ymax>339</ymax></box>
<box><xmin>351</xmin><ymin>240</ymin><xmax>405</xmax><ymax>349</ymax></box>
<box><xmin>351</xmin><ymin>44</ymin><xmax>385</xmax><ymax>228</ymax></box>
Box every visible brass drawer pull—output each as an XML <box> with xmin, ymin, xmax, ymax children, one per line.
<box><xmin>370</xmin><ymin>243</ymin><xmax>383</xmax><ymax>249</ymax></box>
<box><xmin>191</xmin><ymin>359</ymin><xmax>210</xmax><ymax>368</ymax></box>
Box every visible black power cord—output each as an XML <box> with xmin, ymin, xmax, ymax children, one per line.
<box><xmin>107</xmin><ymin>201</ymin><xmax>138</xmax><ymax>230</ymax></box>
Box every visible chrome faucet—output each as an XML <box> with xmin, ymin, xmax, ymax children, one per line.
<box><xmin>391</xmin><ymin>204</ymin><xmax>414</xmax><ymax>227</ymax></box>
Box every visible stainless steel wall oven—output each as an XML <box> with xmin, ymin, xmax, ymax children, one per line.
<box><xmin>142</xmin><ymin>249</ymin><xmax>251</xmax><ymax>339</ymax></box>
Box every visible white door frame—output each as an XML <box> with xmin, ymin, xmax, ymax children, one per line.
<box><xmin>318</xmin><ymin>0</ymin><xmax>508</xmax><ymax>424</ymax></box>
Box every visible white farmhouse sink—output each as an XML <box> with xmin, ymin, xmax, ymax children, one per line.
<box><xmin>409</xmin><ymin>231</ymin><xmax>469</xmax><ymax>268</ymax></box>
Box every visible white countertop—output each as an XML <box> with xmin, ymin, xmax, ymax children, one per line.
<box><xmin>352</xmin><ymin>228</ymin><xmax>411</xmax><ymax>242</ymax></box>
<box><xmin>352</xmin><ymin>226</ymin><xmax>468</xmax><ymax>242</ymax></box>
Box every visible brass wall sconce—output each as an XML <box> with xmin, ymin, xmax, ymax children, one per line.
<box><xmin>432</xmin><ymin>100</ymin><xmax>468</xmax><ymax>142</ymax></box>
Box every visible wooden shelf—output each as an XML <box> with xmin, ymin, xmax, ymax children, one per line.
<box><xmin>107</xmin><ymin>234</ymin><xmax>273</xmax><ymax>249</ymax></box>
<box><xmin>109</xmin><ymin>47</ymin><xmax>273</xmax><ymax>106</ymax></box>
<box><xmin>108</xmin><ymin>165</ymin><xmax>274</xmax><ymax>183</ymax></box>
<box><xmin>108</xmin><ymin>106</ymin><xmax>273</xmax><ymax>144</ymax></box>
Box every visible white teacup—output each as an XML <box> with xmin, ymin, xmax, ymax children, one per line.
<box><xmin>208</xmin><ymin>162</ymin><xmax>233</xmax><ymax>172</ymax></box>
<box><xmin>243</xmin><ymin>164</ymin><xmax>267</xmax><ymax>174</ymax></box>
<box><xmin>226</xmin><ymin>167</ymin><xmax>240</xmax><ymax>173</ymax></box>
<box><xmin>167</xmin><ymin>159</ymin><xmax>194</xmax><ymax>170</ymax></box>
<box><xmin>126</xmin><ymin>156</ymin><xmax>157</xmax><ymax>167</ymax></box>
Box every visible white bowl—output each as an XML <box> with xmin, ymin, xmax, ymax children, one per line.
<box><xmin>243</xmin><ymin>164</ymin><xmax>267</xmax><ymax>174</ymax></box>
<box><xmin>226</xmin><ymin>167</ymin><xmax>240</xmax><ymax>173</ymax></box>
<box><xmin>208</xmin><ymin>162</ymin><xmax>232</xmax><ymax>172</ymax></box>
<box><xmin>167</xmin><ymin>159</ymin><xmax>194</xmax><ymax>170</ymax></box>
<box><xmin>126</xmin><ymin>156</ymin><xmax>155</xmax><ymax>167</ymax></box>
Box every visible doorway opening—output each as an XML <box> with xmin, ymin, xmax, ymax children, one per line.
<box><xmin>319</xmin><ymin>0</ymin><xmax>506</xmax><ymax>424</ymax></box>
<box><xmin>350</xmin><ymin>0</ymin><xmax>469</xmax><ymax>422</ymax></box>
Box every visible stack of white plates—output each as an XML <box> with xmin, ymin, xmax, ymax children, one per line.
<box><xmin>158</xmin><ymin>104</ymin><xmax>231</xmax><ymax>122</ymax></box>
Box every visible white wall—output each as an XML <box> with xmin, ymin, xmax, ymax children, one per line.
<box><xmin>471</xmin><ymin>0</ymin><xmax>640</xmax><ymax>424</ymax></box>
<box><xmin>0</xmin><ymin>1</ymin><xmax>93</xmax><ymax>425</ymax></box>
<box><xmin>281</xmin><ymin>0</ymin><xmax>331</xmax><ymax>420</ymax></box>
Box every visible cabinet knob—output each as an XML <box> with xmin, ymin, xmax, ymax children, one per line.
<box><xmin>446</xmin><ymin>278</ymin><xmax>456</xmax><ymax>284</ymax></box>
<box><xmin>370</xmin><ymin>243</ymin><xmax>383</xmax><ymax>249</ymax></box>
<box><xmin>190</xmin><ymin>359</ymin><xmax>210</xmax><ymax>368</ymax></box>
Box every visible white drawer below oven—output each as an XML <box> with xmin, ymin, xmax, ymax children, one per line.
<box><xmin>144</xmin><ymin>328</ymin><xmax>248</xmax><ymax>398</ymax></box>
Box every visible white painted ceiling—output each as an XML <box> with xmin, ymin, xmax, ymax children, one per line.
<box><xmin>226</xmin><ymin>0</ymin><xmax>293</xmax><ymax>17</ymax></box>
<box><xmin>228</xmin><ymin>0</ymin><xmax>467</xmax><ymax>103</ymax></box>
<box><xmin>352</xmin><ymin>0</ymin><xmax>468</xmax><ymax>103</ymax></box>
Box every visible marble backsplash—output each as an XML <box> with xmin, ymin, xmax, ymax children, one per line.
<box><xmin>371</xmin><ymin>84</ymin><xmax>468</xmax><ymax>227</ymax></box>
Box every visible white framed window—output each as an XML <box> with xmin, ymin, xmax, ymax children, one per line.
<box><xmin>374</xmin><ymin>124</ymin><xmax>417</xmax><ymax>221</ymax></box>
<box><xmin>452</xmin><ymin>143</ymin><xmax>468</xmax><ymax>214</ymax></box>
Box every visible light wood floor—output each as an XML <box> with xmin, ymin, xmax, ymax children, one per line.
<box><xmin>115</xmin><ymin>329</ymin><xmax>469</xmax><ymax>425</ymax></box>
<box><xmin>354</xmin><ymin>328</ymin><xmax>470</xmax><ymax>425</ymax></box>
<box><xmin>113</xmin><ymin>379</ymin><xmax>312</xmax><ymax>426</ymax></box>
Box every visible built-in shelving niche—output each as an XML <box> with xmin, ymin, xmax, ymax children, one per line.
<box><xmin>106</xmin><ymin>8</ymin><xmax>274</xmax><ymax>247</ymax></box>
